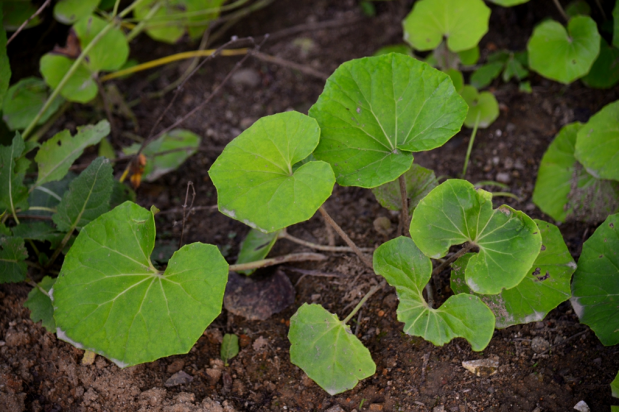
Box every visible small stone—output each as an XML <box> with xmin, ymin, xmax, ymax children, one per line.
<box><xmin>311</xmin><ymin>294</ymin><xmax>321</xmax><ymax>301</ymax></box>
<box><xmin>252</xmin><ymin>336</ymin><xmax>268</xmax><ymax>352</ymax></box>
<box><xmin>532</xmin><ymin>408</ymin><xmax>542</xmax><ymax>412</ymax></box>
<box><xmin>382</xmin><ymin>294</ymin><xmax>398</xmax><ymax>309</ymax></box>
<box><xmin>369</xmin><ymin>404</ymin><xmax>383</xmax><ymax>411</ymax></box>
<box><xmin>164</xmin><ymin>371</ymin><xmax>194</xmax><ymax>387</ymax></box>
<box><xmin>231</xmin><ymin>68</ymin><xmax>261</xmax><ymax>88</ymax></box>
<box><xmin>140</xmin><ymin>388</ymin><xmax>167</xmax><ymax>407</ymax></box>
<box><xmin>239</xmin><ymin>334</ymin><xmax>251</xmax><ymax>348</ymax></box>
<box><xmin>325</xmin><ymin>406</ymin><xmax>345</xmax><ymax>412</ymax></box>
<box><xmin>210</xmin><ymin>359</ymin><xmax>225</xmax><ymax>369</ymax></box>
<box><xmin>462</xmin><ymin>359</ymin><xmax>499</xmax><ymax>377</ymax></box>
<box><xmin>202</xmin><ymin>398</ymin><xmax>224</xmax><ymax>412</ymax></box>
<box><xmin>174</xmin><ymin>392</ymin><xmax>195</xmax><ymax>403</ymax></box>
<box><xmin>167</xmin><ymin>359</ymin><xmax>185</xmax><ymax>374</ymax></box>
<box><xmin>205</xmin><ymin>368</ymin><xmax>222</xmax><ymax>386</ymax></box>
<box><xmin>4</xmin><ymin>330</ymin><xmax>30</xmax><ymax>347</ymax></box>
<box><xmin>95</xmin><ymin>357</ymin><xmax>107</xmax><ymax>369</ymax></box>
<box><xmin>504</xmin><ymin>158</ymin><xmax>514</xmax><ymax>169</ymax></box>
<box><xmin>496</xmin><ymin>172</ymin><xmax>511</xmax><ymax>184</ymax></box>
<box><xmin>531</xmin><ymin>337</ymin><xmax>550</xmax><ymax>353</ymax></box>
<box><xmin>573</xmin><ymin>400</ymin><xmax>590</xmax><ymax>412</ymax></box>
<box><xmin>373</xmin><ymin>216</ymin><xmax>391</xmax><ymax>237</ymax></box>
<box><xmin>205</xmin><ymin>328</ymin><xmax>223</xmax><ymax>344</ymax></box>
<box><xmin>433</xmin><ymin>406</ymin><xmax>445</xmax><ymax>412</ymax></box>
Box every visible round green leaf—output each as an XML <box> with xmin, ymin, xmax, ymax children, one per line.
<box><xmin>40</xmin><ymin>54</ymin><xmax>97</xmax><ymax>103</ymax></box>
<box><xmin>309</xmin><ymin>53</ymin><xmax>468</xmax><ymax>188</ymax></box>
<box><xmin>410</xmin><ymin>179</ymin><xmax>542</xmax><ymax>294</ymax></box>
<box><xmin>581</xmin><ymin>38</ymin><xmax>619</xmax><ymax>89</ymax></box>
<box><xmin>371</xmin><ymin>163</ymin><xmax>437</xmax><ymax>214</ymax></box>
<box><xmin>289</xmin><ymin>303</ymin><xmax>376</xmax><ymax>395</ymax></box>
<box><xmin>451</xmin><ymin>220</ymin><xmax>576</xmax><ymax>328</ymax></box>
<box><xmin>571</xmin><ymin>213</ymin><xmax>619</xmax><ymax>346</ymax></box>
<box><xmin>73</xmin><ymin>15</ymin><xmax>129</xmax><ymax>71</ymax></box>
<box><xmin>2</xmin><ymin>78</ymin><xmax>64</xmax><ymax>130</ymax></box>
<box><xmin>460</xmin><ymin>86</ymin><xmax>499</xmax><ymax>128</ymax></box>
<box><xmin>54</xmin><ymin>0</ymin><xmax>99</xmax><ymax>24</ymax></box>
<box><xmin>373</xmin><ymin>237</ymin><xmax>494</xmax><ymax>350</ymax></box>
<box><xmin>53</xmin><ymin>202</ymin><xmax>229</xmax><ymax>367</ymax></box>
<box><xmin>574</xmin><ymin>100</ymin><xmax>619</xmax><ymax>181</ymax></box>
<box><xmin>221</xmin><ymin>333</ymin><xmax>239</xmax><ymax>366</ymax></box>
<box><xmin>209</xmin><ymin>111</ymin><xmax>335</xmax><ymax>233</ymax></box>
<box><xmin>528</xmin><ymin>16</ymin><xmax>600</xmax><ymax>84</ymax></box>
<box><xmin>402</xmin><ymin>0</ymin><xmax>490</xmax><ymax>52</ymax></box>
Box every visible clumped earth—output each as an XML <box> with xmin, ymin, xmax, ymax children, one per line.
<box><xmin>1</xmin><ymin>1</ymin><xmax>618</xmax><ymax>411</ymax></box>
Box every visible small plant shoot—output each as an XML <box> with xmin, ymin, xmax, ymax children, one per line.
<box><xmin>460</xmin><ymin>85</ymin><xmax>499</xmax><ymax>128</ymax></box>
<box><xmin>372</xmin><ymin>163</ymin><xmax>437</xmax><ymax>215</ymax></box>
<box><xmin>221</xmin><ymin>334</ymin><xmax>240</xmax><ymax>366</ymax></box>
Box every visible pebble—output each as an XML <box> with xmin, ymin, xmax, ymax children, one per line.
<box><xmin>252</xmin><ymin>336</ymin><xmax>268</xmax><ymax>352</ymax></box>
<box><xmin>496</xmin><ymin>172</ymin><xmax>511</xmax><ymax>184</ymax></box>
<box><xmin>573</xmin><ymin>400</ymin><xmax>590</xmax><ymax>412</ymax></box>
<box><xmin>167</xmin><ymin>359</ymin><xmax>185</xmax><ymax>374</ymax></box>
<box><xmin>462</xmin><ymin>359</ymin><xmax>500</xmax><ymax>377</ymax></box>
<box><xmin>369</xmin><ymin>404</ymin><xmax>383</xmax><ymax>411</ymax></box>
<box><xmin>164</xmin><ymin>371</ymin><xmax>194</xmax><ymax>387</ymax></box>
<box><xmin>433</xmin><ymin>406</ymin><xmax>445</xmax><ymax>412</ymax></box>
<box><xmin>373</xmin><ymin>216</ymin><xmax>391</xmax><ymax>237</ymax></box>
<box><xmin>382</xmin><ymin>293</ymin><xmax>398</xmax><ymax>310</ymax></box>
<box><xmin>205</xmin><ymin>368</ymin><xmax>222</xmax><ymax>386</ymax></box>
<box><xmin>231</xmin><ymin>68</ymin><xmax>261</xmax><ymax>88</ymax></box>
<box><xmin>325</xmin><ymin>405</ymin><xmax>345</xmax><ymax>412</ymax></box>
<box><xmin>531</xmin><ymin>337</ymin><xmax>550</xmax><ymax>353</ymax></box>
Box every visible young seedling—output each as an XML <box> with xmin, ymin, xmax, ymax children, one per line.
<box><xmin>221</xmin><ymin>333</ymin><xmax>239</xmax><ymax>366</ymax></box>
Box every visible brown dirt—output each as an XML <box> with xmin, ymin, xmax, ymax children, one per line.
<box><xmin>2</xmin><ymin>1</ymin><xmax>619</xmax><ymax>411</ymax></box>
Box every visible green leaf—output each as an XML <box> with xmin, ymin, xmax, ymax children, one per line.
<box><xmin>519</xmin><ymin>81</ymin><xmax>532</xmax><ymax>93</ymax></box>
<box><xmin>571</xmin><ymin>213</ymin><xmax>619</xmax><ymax>346</ymax></box>
<box><xmin>40</xmin><ymin>54</ymin><xmax>97</xmax><ymax>103</ymax></box>
<box><xmin>24</xmin><ymin>276</ymin><xmax>56</xmax><ymax>332</ymax></box>
<box><xmin>0</xmin><ymin>13</ymin><xmax>10</xmax><ymax>112</ymax></box>
<box><xmin>502</xmin><ymin>53</ymin><xmax>529</xmax><ymax>82</ymax></box>
<box><xmin>373</xmin><ymin>237</ymin><xmax>495</xmax><ymax>350</ymax></box>
<box><xmin>28</xmin><ymin>173</ymin><xmax>75</xmax><ymax>217</ymax></box>
<box><xmin>371</xmin><ymin>163</ymin><xmax>437</xmax><ymax>214</ymax></box>
<box><xmin>487</xmin><ymin>0</ymin><xmax>530</xmax><ymax>5</ymax></box>
<box><xmin>123</xmin><ymin>129</ymin><xmax>199</xmax><ymax>182</ymax></box>
<box><xmin>0</xmin><ymin>235</ymin><xmax>27</xmax><ymax>283</ymax></box>
<box><xmin>528</xmin><ymin>16</ymin><xmax>600</xmax><ymax>84</ymax></box>
<box><xmin>34</xmin><ymin>120</ymin><xmax>110</xmax><ymax>187</ymax></box>
<box><xmin>457</xmin><ymin>46</ymin><xmax>480</xmax><ymax>66</ymax></box>
<box><xmin>410</xmin><ymin>179</ymin><xmax>542</xmax><ymax>294</ymax></box>
<box><xmin>110</xmin><ymin>181</ymin><xmax>136</xmax><ymax>209</ymax></box>
<box><xmin>613</xmin><ymin>0</ymin><xmax>619</xmax><ymax>48</ymax></box>
<box><xmin>309</xmin><ymin>53</ymin><xmax>468</xmax><ymax>188</ymax></box>
<box><xmin>289</xmin><ymin>303</ymin><xmax>376</xmax><ymax>395</ymax></box>
<box><xmin>52</xmin><ymin>157</ymin><xmax>114</xmax><ymax>232</ymax></box>
<box><xmin>373</xmin><ymin>44</ymin><xmax>413</xmax><ymax>57</ymax></box>
<box><xmin>402</xmin><ymin>0</ymin><xmax>491</xmax><ymax>52</ymax></box>
<box><xmin>581</xmin><ymin>38</ymin><xmax>619</xmax><ymax>89</ymax></box>
<box><xmin>221</xmin><ymin>334</ymin><xmax>239</xmax><ymax>366</ymax></box>
<box><xmin>2</xmin><ymin>1</ymin><xmax>41</xmax><ymax>30</ymax></box>
<box><xmin>53</xmin><ymin>202</ymin><xmax>229</xmax><ymax>367</ymax></box>
<box><xmin>12</xmin><ymin>222</ymin><xmax>63</xmax><ymax>247</ymax></box>
<box><xmin>460</xmin><ymin>86</ymin><xmax>499</xmax><ymax>128</ymax></box>
<box><xmin>0</xmin><ymin>133</ymin><xmax>29</xmax><ymax>216</ymax></box>
<box><xmin>575</xmin><ymin>100</ymin><xmax>619</xmax><ymax>181</ymax></box>
<box><xmin>2</xmin><ymin>78</ymin><xmax>64</xmax><ymax>131</ymax></box>
<box><xmin>445</xmin><ymin>68</ymin><xmax>464</xmax><ymax>93</ymax></box>
<box><xmin>73</xmin><ymin>15</ymin><xmax>129</xmax><ymax>71</ymax></box>
<box><xmin>54</xmin><ymin>0</ymin><xmax>99</xmax><ymax>24</ymax></box>
<box><xmin>612</xmin><ymin>372</ymin><xmax>619</xmax><ymax>398</ymax></box>
<box><xmin>235</xmin><ymin>228</ymin><xmax>279</xmax><ymax>275</ymax></box>
<box><xmin>471</xmin><ymin>62</ymin><xmax>504</xmax><ymax>89</ymax></box>
<box><xmin>209</xmin><ymin>111</ymin><xmax>335</xmax><ymax>233</ymax></box>
<box><xmin>451</xmin><ymin>220</ymin><xmax>575</xmax><ymax>328</ymax></box>
<box><xmin>566</xmin><ymin>0</ymin><xmax>591</xmax><ymax>17</ymax></box>
<box><xmin>134</xmin><ymin>0</ymin><xmax>225</xmax><ymax>44</ymax></box>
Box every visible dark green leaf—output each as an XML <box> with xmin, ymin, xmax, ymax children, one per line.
<box><xmin>12</xmin><ymin>222</ymin><xmax>63</xmax><ymax>246</ymax></box>
<box><xmin>471</xmin><ymin>62</ymin><xmax>503</xmax><ymax>89</ymax></box>
<box><xmin>371</xmin><ymin>163</ymin><xmax>437</xmax><ymax>214</ymax></box>
<box><xmin>2</xmin><ymin>1</ymin><xmax>41</xmax><ymax>30</ymax></box>
<box><xmin>24</xmin><ymin>276</ymin><xmax>56</xmax><ymax>332</ymax></box>
<box><xmin>2</xmin><ymin>78</ymin><xmax>64</xmax><ymax>131</ymax></box>
<box><xmin>0</xmin><ymin>235</ymin><xmax>27</xmax><ymax>283</ymax></box>
<box><xmin>581</xmin><ymin>38</ymin><xmax>619</xmax><ymax>89</ymax></box>
<box><xmin>0</xmin><ymin>133</ymin><xmax>29</xmax><ymax>216</ymax></box>
<box><xmin>235</xmin><ymin>228</ymin><xmax>279</xmax><ymax>275</ymax></box>
<box><xmin>0</xmin><ymin>10</ymin><xmax>10</xmax><ymax>112</ymax></box>
<box><xmin>566</xmin><ymin>0</ymin><xmax>591</xmax><ymax>17</ymax></box>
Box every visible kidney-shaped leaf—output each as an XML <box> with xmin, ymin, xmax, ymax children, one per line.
<box><xmin>528</xmin><ymin>16</ymin><xmax>600</xmax><ymax>84</ymax></box>
<box><xmin>460</xmin><ymin>86</ymin><xmax>499</xmax><ymax>128</ymax></box>
<box><xmin>53</xmin><ymin>202</ymin><xmax>229</xmax><ymax>367</ymax></box>
<box><xmin>571</xmin><ymin>213</ymin><xmax>619</xmax><ymax>346</ymax></box>
<box><xmin>209</xmin><ymin>111</ymin><xmax>335</xmax><ymax>233</ymax></box>
<box><xmin>451</xmin><ymin>220</ymin><xmax>575</xmax><ymax>328</ymax></box>
<box><xmin>574</xmin><ymin>100</ymin><xmax>619</xmax><ymax>181</ymax></box>
<box><xmin>309</xmin><ymin>53</ymin><xmax>468</xmax><ymax>188</ymax></box>
<box><xmin>402</xmin><ymin>0</ymin><xmax>490</xmax><ymax>52</ymax></box>
<box><xmin>371</xmin><ymin>163</ymin><xmax>437</xmax><ymax>214</ymax></box>
<box><xmin>373</xmin><ymin>236</ymin><xmax>494</xmax><ymax>350</ymax></box>
<box><xmin>410</xmin><ymin>179</ymin><xmax>541</xmax><ymax>294</ymax></box>
<box><xmin>289</xmin><ymin>303</ymin><xmax>376</xmax><ymax>395</ymax></box>
<box><xmin>40</xmin><ymin>54</ymin><xmax>97</xmax><ymax>103</ymax></box>
<box><xmin>73</xmin><ymin>15</ymin><xmax>129</xmax><ymax>71</ymax></box>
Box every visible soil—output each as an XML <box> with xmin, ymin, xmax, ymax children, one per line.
<box><xmin>2</xmin><ymin>1</ymin><xmax>619</xmax><ymax>411</ymax></box>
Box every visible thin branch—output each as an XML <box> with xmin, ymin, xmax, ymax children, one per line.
<box><xmin>343</xmin><ymin>284</ymin><xmax>381</xmax><ymax>324</ymax></box>
<box><xmin>461</xmin><ymin>111</ymin><xmax>480</xmax><ymax>179</ymax></box>
<box><xmin>318</xmin><ymin>206</ymin><xmax>373</xmax><ymax>269</ymax></box>
<box><xmin>283</xmin><ymin>267</ymin><xmax>345</xmax><ymax>287</ymax></box>
<box><xmin>251</xmin><ymin>50</ymin><xmax>328</xmax><ymax>80</ymax></box>
<box><xmin>178</xmin><ymin>181</ymin><xmax>196</xmax><ymax>249</ymax></box>
<box><xmin>259</xmin><ymin>15</ymin><xmax>365</xmax><ymax>44</ymax></box>
<box><xmin>431</xmin><ymin>242</ymin><xmax>475</xmax><ymax>277</ymax></box>
<box><xmin>425</xmin><ymin>283</ymin><xmax>435</xmax><ymax>309</ymax></box>
<box><xmin>552</xmin><ymin>0</ymin><xmax>569</xmax><ymax>22</ymax></box>
<box><xmin>157</xmin><ymin>205</ymin><xmax>218</xmax><ymax>215</ymax></box>
<box><xmin>398</xmin><ymin>174</ymin><xmax>409</xmax><ymax>236</ymax></box>
<box><xmin>6</xmin><ymin>0</ymin><xmax>52</xmax><ymax>46</ymax></box>
<box><xmin>279</xmin><ymin>229</ymin><xmax>374</xmax><ymax>253</ymax></box>
<box><xmin>228</xmin><ymin>252</ymin><xmax>326</xmax><ymax>272</ymax></box>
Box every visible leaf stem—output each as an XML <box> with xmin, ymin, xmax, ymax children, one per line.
<box><xmin>318</xmin><ymin>206</ymin><xmax>373</xmax><ymax>269</ymax></box>
<box><xmin>228</xmin><ymin>252</ymin><xmax>326</xmax><ymax>272</ymax></box>
<box><xmin>551</xmin><ymin>0</ymin><xmax>569</xmax><ymax>22</ymax></box>
<box><xmin>398</xmin><ymin>174</ymin><xmax>409</xmax><ymax>236</ymax></box>
<box><xmin>424</xmin><ymin>283</ymin><xmax>434</xmax><ymax>309</ymax></box>
<box><xmin>27</xmin><ymin>206</ymin><xmax>56</xmax><ymax>213</ymax></box>
<box><xmin>343</xmin><ymin>284</ymin><xmax>381</xmax><ymax>324</ymax></box>
<box><xmin>279</xmin><ymin>230</ymin><xmax>374</xmax><ymax>253</ymax></box>
<box><xmin>461</xmin><ymin>111</ymin><xmax>480</xmax><ymax>179</ymax></box>
<box><xmin>431</xmin><ymin>242</ymin><xmax>475</xmax><ymax>277</ymax></box>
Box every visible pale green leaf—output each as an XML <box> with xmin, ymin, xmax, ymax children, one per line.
<box><xmin>73</xmin><ymin>15</ymin><xmax>129</xmax><ymax>71</ymax></box>
<box><xmin>373</xmin><ymin>44</ymin><xmax>413</xmax><ymax>57</ymax></box>
<box><xmin>35</xmin><ymin>120</ymin><xmax>110</xmax><ymax>187</ymax></box>
<box><xmin>460</xmin><ymin>86</ymin><xmax>499</xmax><ymax>128</ymax></box>
<box><xmin>40</xmin><ymin>54</ymin><xmax>97</xmax><ymax>103</ymax></box>
<box><xmin>221</xmin><ymin>334</ymin><xmax>239</xmax><ymax>366</ymax></box>
<box><xmin>209</xmin><ymin>111</ymin><xmax>335</xmax><ymax>233</ymax></box>
<box><xmin>235</xmin><ymin>228</ymin><xmax>279</xmax><ymax>275</ymax></box>
<box><xmin>581</xmin><ymin>38</ymin><xmax>619</xmax><ymax>89</ymax></box>
<box><xmin>402</xmin><ymin>0</ymin><xmax>490</xmax><ymax>52</ymax></box>
<box><xmin>53</xmin><ymin>201</ymin><xmax>229</xmax><ymax>367</ymax></box>
<box><xmin>575</xmin><ymin>100</ymin><xmax>619</xmax><ymax>181</ymax></box>
<box><xmin>410</xmin><ymin>179</ymin><xmax>541</xmax><ymax>294</ymax></box>
<box><xmin>54</xmin><ymin>0</ymin><xmax>99</xmax><ymax>24</ymax></box>
<box><xmin>2</xmin><ymin>78</ymin><xmax>64</xmax><ymax>131</ymax></box>
<box><xmin>0</xmin><ymin>133</ymin><xmax>29</xmax><ymax>215</ymax></box>
<box><xmin>571</xmin><ymin>213</ymin><xmax>619</xmax><ymax>346</ymax></box>
<box><xmin>373</xmin><ymin>236</ymin><xmax>494</xmax><ymax>350</ymax></box>
<box><xmin>528</xmin><ymin>16</ymin><xmax>600</xmax><ymax>84</ymax></box>
<box><xmin>445</xmin><ymin>69</ymin><xmax>464</xmax><ymax>93</ymax></box>
<box><xmin>289</xmin><ymin>303</ymin><xmax>376</xmax><ymax>395</ymax></box>
<box><xmin>309</xmin><ymin>53</ymin><xmax>468</xmax><ymax>188</ymax></box>
<box><xmin>457</xmin><ymin>46</ymin><xmax>480</xmax><ymax>66</ymax></box>
<box><xmin>52</xmin><ymin>157</ymin><xmax>114</xmax><ymax>232</ymax></box>
<box><xmin>24</xmin><ymin>276</ymin><xmax>56</xmax><ymax>332</ymax></box>
<box><xmin>371</xmin><ymin>163</ymin><xmax>437</xmax><ymax>214</ymax></box>
<box><xmin>0</xmin><ymin>235</ymin><xmax>28</xmax><ymax>283</ymax></box>
<box><xmin>612</xmin><ymin>372</ymin><xmax>619</xmax><ymax>398</ymax></box>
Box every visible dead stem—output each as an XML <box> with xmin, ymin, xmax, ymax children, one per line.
<box><xmin>342</xmin><ymin>283</ymin><xmax>381</xmax><ymax>324</ymax></box>
<box><xmin>228</xmin><ymin>252</ymin><xmax>326</xmax><ymax>272</ymax></box>
<box><xmin>279</xmin><ymin>229</ymin><xmax>373</xmax><ymax>253</ymax></box>
<box><xmin>431</xmin><ymin>242</ymin><xmax>475</xmax><ymax>277</ymax></box>
<box><xmin>318</xmin><ymin>206</ymin><xmax>373</xmax><ymax>269</ymax></box>
<box><xmin>398</xmin><ymin>174</ymin><xmax>409</xmax><ymax>236</ymax></box>
<box><xmin>178</xmin><ymin>181</ymin><xmax>196</xmax><ymax>249</ymax></box>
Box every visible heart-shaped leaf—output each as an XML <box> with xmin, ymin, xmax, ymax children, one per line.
<box><xmin>571</xmin><ymin>213</ymin><xmax>619</xmax><ymax>346</ymax></box>
<box><xmin>40</xmin><ymin>54</ymin><xmax>97</xmax><ymax>103</ymax></box>
<box><xmin>574</xmin><ymin>100</ymin><xmax>619</xmax><ymax>181</ymax></box>
<box><xmin>24</xmin><ymin>276</ymin><xmax>56</xmax><ymax>332</ymax></box>
<box><xmin>53</xmin><ymin>0</ymin><xmax>99</xmax><ymax>24</ymax></box>
<box><xmin>451</xmin><ymin>220</ymin><xmax>575</xmax><ymax>328</ymax></box>
<box><xmin>53</xmin><ymin>201</ymin><xmax>229</xmax><ymax>367</ymax></box>
<box><xmin>528</xmin><ymin>16</ymin><xmax>600</xmax><ymax>84</ymax></box>
<box><xmin>209</xmin><ymin>111</ymin><xmax>335</xmax><ymax>233</ymax></box>
<box><xmin>221</xmin><ymin>333</ymin><xmax>239</xmax><ymax>366</ymax></box>
<box><xmin>309</xmin><ymin>53</ymin><xmax>468</xmax><ymax>188</ymax></box>
<box><xmin>410</xmin><ymin>179</ymin><xmax>542</xmax><ymax>294</ymax></box>
<box><xmin>581</xmin><ymin>38</ymin><xmax>619</xmax><ymax>89</ymax></box>
<box><xmin>460</xmin><ymin>86</ymin><xmax>499</xmax><ymax>128</ymax></box>
<box><xmin>235</xmin><ymin>228</ymin><xmax>279</xmax><ymax>275</ymax></box>
<box><xmin>371</xmin><ymin>163</ymin><xmax>437</xmax><ymax>214</ymax></box>
<box><xmin>373</xmin><ymin>236</ymin><xmax>495</xmax><ymax>350</ymax></box>
<box><xmin>2</xmin><ymin>78</ymin><xmax>64</xmax><ymax>130</ymax></box>
<box><xmin>289</xmin><ymin>303</ymin><xmax>376</xmax><ymax>395</ymax></box>
<box><xmin>73</xmin><ymin>15</ymin><xmax>129</xmax><ymax>71</ymax></box>
<box><xmin>402</xmin><ymin>0</ymin><xmax>491</xmax><ymax>52</ymax></box>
